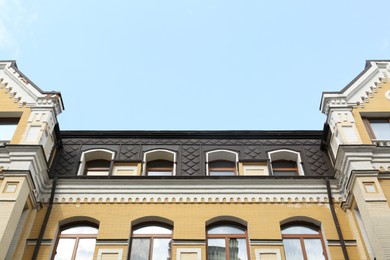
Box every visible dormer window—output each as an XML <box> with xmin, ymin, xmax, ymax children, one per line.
<box><xmin>143</xmin><ymin>150</ymin><xmax>176</xmax><ymax>176</ymax></box>
<box><xmin>271</xmin><ymin>160</ymin><xmax>298</xmax><ymax>176</ymax></box>
<box><xmin>268</xmin><ymin>149</ymin><xmax>304</xmax><ymax>176</ymax></box>
<box><xmin>77</xmin><ymin>149</ymin><xmax>115</xmax><ymax>176</ymax></box>
<box><xmin>84</xmin><ymin>159</ymin><xmax>111</xmax><ymax>175</ymax></box>
<box><xmin>146</xmin><ymin>159</ymin><xmax>174</xmax><ymax>176</ymax></box>
<box><xmin>0</xmin><ymin>118</ymin><xmax>19</xmax><ymax>144</ymax></box>
<box><xmin>208</xmin><ymin>160</ymin><xmax>236</xmax><ymax>176</ymax></box>
<box><xmin>206</xmin><ymin>150</ymin><xmax>238</xmax><ymax>176</ymax></box>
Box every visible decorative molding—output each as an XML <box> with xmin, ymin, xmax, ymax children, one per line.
<box><xmin>40</xmin><ymin>178</ymin><xmax>342</xmax><ymax>204</ymax></box>
<box><xmin>0</xmin><ymin>61</ymin><xmax>63</xmax><ymax>115</ymax></box>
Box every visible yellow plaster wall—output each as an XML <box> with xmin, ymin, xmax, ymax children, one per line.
<box><xmin>0</xmin><ymin>88</ymin><xmax>31</xmax><ymax>144</ymax></box>
<box><xmin>25</xmin><ymin>201</ymin><xmax>358</xmax><ymax>259</ymax></box>
<box><xmin>352</xmin><ymin>79</ymin><xmax>390</xmax><ymax>144</ymax></box>
<box><xmin>379</xmin><ymin>179</ymin><xmax>390</xmax><ymax>206</ymax></box>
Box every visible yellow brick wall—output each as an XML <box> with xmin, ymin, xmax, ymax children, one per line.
<box><xmin>0</xmin><ymin>87</ymin><xmax>31</xmax><ymax>144</ymax></box>
<box><xmin>352</xmin><ymin>79</ymin><xmax>390</xmax><ymax>144</ymax></box>
<box><xmin>24</xmin><ymin>201</ymin><xmax>359</xmax><ymax>259</ymax></box>
<box><xmin>379</xmin><ymin>179</ymin><xmax>390</xmax><ymax>207</ymax></box>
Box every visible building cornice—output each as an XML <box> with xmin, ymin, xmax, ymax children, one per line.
<box><xmin>37</xmin><ymin>178</ymin><xmax>342</xmax><ymax>204</ymax></box>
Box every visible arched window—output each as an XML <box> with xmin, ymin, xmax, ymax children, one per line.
<box><xmin>206</xmin><ymin>150</ymin><xmax>238</xmax><ymax>176</ymax></box>
<box><xmin>271</xmin><ymin>160</ymin><xmax>298</xmax><ymax>176</ymax></box>
<box><xmin>53</xmin><ymin>223</ymin><xmax>98</xmax><ymax>260</ymax></box>
<box><xmin>281</xmin><ymin>222</ymin><xmax>327</xmax><ymax>260</ymax></box>
<box><xmin>207</xmin><ymin>223</ymin><xmax>249</xmax><ymax>260</ymax></box>
<box><xmin>268</xmin><ymin>149</ymin><xmax>304</xmax><ymax>176</ymax></box>
<box><xmin>129</xmin><ymin>223</ymin><xmax>172</xmax><ymax>260</ymax></box>
<box><xmin>77</xmin><ymin>149</ymin><xmax>115</xmax><ymax>176</ymax></box>
<box><xmin>143</xmin><ymin>150</ymin><xmax>176</xmax><ymax>176</ymax></box>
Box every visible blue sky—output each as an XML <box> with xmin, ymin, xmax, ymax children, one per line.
<box><xmin>1</xmin><ymin>1</ymin><xmax>389</xmax><ymax>130</ymax></box>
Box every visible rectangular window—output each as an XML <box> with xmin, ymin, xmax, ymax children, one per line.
<box><xmin>364</xmin><ymin>118</ymin><xmax>390</xmax><ymax>140</ymax></box>
<box><xmin>0</xmin><ymin>118</ymin><xmax>19</xmax><ymax>143</ymax></box>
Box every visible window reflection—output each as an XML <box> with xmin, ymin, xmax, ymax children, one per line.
<box><xmin>130</xmin><ymin>224</ymin><xmax>172</xmax><ymax>260</ymax></box>
<box><xmin>281</xmin><ymin>223</ymin><xmax>327</xmax><ymax>260</ymax></box>
<box><xmin>207</xmin><ymin>223</ymin><xmax>248</xmax><ymax>260</ymax></box>
<box><xmin>53</xmin><ymin>223</ymin><xmax>98</xmax><ymax>260</ymax></box>
<box><xmin>209</xmin><ymin>160</ymin><xmax>236</xmax><ymax>176</ymax></box>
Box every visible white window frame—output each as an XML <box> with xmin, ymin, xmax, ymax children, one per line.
<box><xmin>206</xmin><ymin>150</ymin><xmax>239</xmax><ymax>176</ymax></box>
<box><xmin>268</xmin><ymin>149</ymin><xmax>304</xmax><ymax>176</ymax></box>
<box><xmin>77</xmin><ymin>149</ymin><xmax>115</xmax><ymax>176</ymax></box>
<box><xmin>142</xmin><ymin>149</ymin><xmax>177</xmax><ymax>176</ymax></box>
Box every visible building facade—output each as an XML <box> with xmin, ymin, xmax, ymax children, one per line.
<box><xmin>0</xmin><ymin>60</ymin><xmax>389</xmax><ymax>260</ymax></box>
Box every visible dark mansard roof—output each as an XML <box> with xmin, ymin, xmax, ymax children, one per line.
<box><xmin>49</xmin><ymin>130</ymin><xmax>334</xmax><ymax>178</ymax></box>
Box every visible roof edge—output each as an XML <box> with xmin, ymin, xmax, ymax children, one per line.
<box><xmin>59</xmin><ymin>130</ymin><xmax>324</xmax><ymax>139</ymax></box>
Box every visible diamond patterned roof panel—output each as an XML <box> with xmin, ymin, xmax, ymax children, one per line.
<box><xmin>49</xmin><ymin>135</ymin><xmax>333</xmax><ymax>177</ymax></box>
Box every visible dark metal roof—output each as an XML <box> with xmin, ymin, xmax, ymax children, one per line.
<box><xmin>50</xmin><ymin>131</ymin><xmax>334</xmax><ymax>178</ymax></box>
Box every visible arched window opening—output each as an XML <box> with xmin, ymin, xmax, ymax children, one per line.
<box><xmin>207</xmin><ymin>223</ymin><xmax>249</xmax><ymax>260</ymax></box>
<box><xmin>78</xmin><ymin>149</ymin><xmax>115</xmax><ymax>176</ymax></box>
<box><xmin>271</xmin><ymin>160</ymin><xmax>298</xmax><ymax>176</ymax></box>
<box><xmin>146</xmin><ymin>159</ymin><xmax>174</xmax><ymax>176</ymax></box>
<box><xmin>206</xmin><ymin>150</ymin><xmax>239</xmax><ymax>176</ymax></box>
<box><xmin>84</xmin><ymin>159</ymin><xmax>111</xmax><ymax>175</ymax></box>
<box><xmin>209</xmin><ymin>160</ymin><xmax>236</xmax><ymax>176</ymax></box>
<box><xmin>268</xmin><ymin>149</ymin><xmax>304</xmax><ymax>176</ymax></box>
<box><xmin>129</xmin><ymin>223</ymin><xmax>172</xmax><ymax>260</ymax></box>
<box><xmin>281</xmin><ymin>223</ymin><xmax>327</xmax><ymax>260</ymax></box>
<box><xmin>53</xmin><ymin>223</ymin><xmax>98</xmax><ymax>260</ymax></box>
<box><xmin>143</xmin><ymin>150</ymin><xmax>176</xmax><ymax>176</ymax></box>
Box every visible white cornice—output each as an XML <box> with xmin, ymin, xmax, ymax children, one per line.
<box><xmin>0</xmin><ymin>61</ymin><xmax>63</xmax><ymax>115</ymax></box>
<box><xmin>37</xmin><ymin>178</ymin><xmax>342</xmax><ymax>204</ymax></box>
<box><xmin>321</xmin><ymin>61</ymin><xmax>390</xmax><ymax>115</ymax></box>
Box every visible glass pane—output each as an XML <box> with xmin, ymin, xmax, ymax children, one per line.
<box><xmin>75</xmin><ymin>238</ymin><xmax>96</xmax><ymax>260</ymax></box>
<box><xmin>208</xmin><ymin>225</ymin><xmax>245</xmax><ymax>235</ymax></box>
<box><xmin>133</xmin><ymin>226</ymin><xmax>172</xmax><ymax>235</ymax></box>
<box><xmin>130</xmin><ymin>238</ymin><xmax>150</xmax><ymax>260</ymax></box>
<box><xmin>273</xmin><ymin>171</ymin><xmax>298</xmax><ymax>176</ymax></box>
<box><xmin>61</xmin><ymin>226</ymin><xmax>98</xmax><ymax>234</ymax></box>
<box><xmin>370</xmin><ymin>121</ymin><xmax>390</xmax><ymax>139</ymax></box>
<box><xmin>0</xmin><ymin>124</ymin><xmax>18</xmax><ymax>141</ymax></box>
<box><xmin>304</xmin><ymin>239</ymin><xmax>326</xmax><ymax>260</ymax></box>
<box><xmin>209</xmin><ymin>161</ymin><xmax>235</xmax><ymax>168</ymax></box>
<box><xmin>283</xmin><ymin>239</ymin><xmax>304</xmax><ymax>260</ymax></box>
<box><xmin>229</xmin><ymin>238</ymin><xmax>248</xmax><ymax>260</ymax></box>
<box><xmin>208</xmin><ymin>239</ymin><xmax>226</xmax><ymax>260</ymax></box>
<box><xmin>152</xmin><ymin>238</ymin><xmax>171</xmax><ymax>260</ymax></box>
<box><xmin>282</xmin><ymin>226</ymin><xmax>318</xmax><ymax>235</ymax></box>
<box><xmin>53</xmin><ymin>238</ymin><xmax>76</xmax><ymax>260</ymax></box>
<box><xmin>147</xmin><ymin>171</ymin><xmax>172</xmax><ymax>176</ymax></box>
<box><xmin>272</xmin><ymin>160</ymin><xmax>297</xmax><ymax>168</ymax></box>
<box><xmin>209</xmin><ymin>171</ymin><xmax>235</xmax><ymax>176</ymax></box>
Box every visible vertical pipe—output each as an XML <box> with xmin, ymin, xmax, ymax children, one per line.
<box><xmin>32</xmin><ymin>177</ymin><xmax>57</xmax><ymax>260</ymax></box>
<box><xmin>326</xmin><ymin>178</ymin><xmax>349</xmax><ymax>260</ymax></box>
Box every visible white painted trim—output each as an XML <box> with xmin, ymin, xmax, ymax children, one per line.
<box><xmin>255</xmin><ymin>249</ymin><xmax>281</xmax><ymax>260</ymax></box>
<box><xmin>97</xmin><ymin>248</ymin><xmax>123</xmax><ymax>260</ymax></box>
<box><xmin>176</xmin><ymin>248</ymin><xmax>202</xmax><ymax>260</ymax></box>
<box><xmin>46</xmin><ymin>178</ymin><xmax>342</xmax><ymax>204</ymax></box>
<box><xmin>142</xmin><ymin>149</ymin><xmax>177</xmax><ymax>176</ymax></box>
